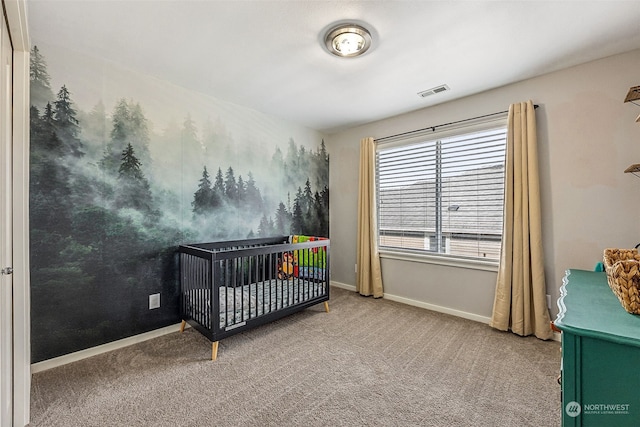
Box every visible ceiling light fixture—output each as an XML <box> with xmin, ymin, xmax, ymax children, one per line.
<box><xmin>324</xmin><ymin>23</ymin><xmax>372</xmax><ymax>58</ymax></box>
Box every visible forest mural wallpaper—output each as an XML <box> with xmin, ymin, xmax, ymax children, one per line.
<box><xmin>29</xmin><ymin>45</ymin><xmax>329</xmax><ymax>362</ymax></box>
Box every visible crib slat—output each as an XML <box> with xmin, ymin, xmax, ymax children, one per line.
<box><xmin>223</xmin><ymin>259</ymin><xmax>229</xmax><ymax>328</ymax></box>
<box><xmin>239</xmin><ymin>257</ymin><xmax>243</xmax><ymax>323</ymax></box>
<box><xmin>234</xmin><ymin>257</ymin><xmax>240</xmax><ymax>325</ymax></box>
<box><xmin>263</xmin><ymin>254</ymin><xmax>267</xmax><ymax>315</ymax></box>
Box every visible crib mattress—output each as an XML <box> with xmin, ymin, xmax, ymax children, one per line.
<box><xmin>184</xmin><ymin>278</ymin><xmax>327</xmax><ymax>330</ymax></box>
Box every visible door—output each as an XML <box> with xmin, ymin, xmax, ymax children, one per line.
<box><xmin>0</xmin><ymin>9</ymin><xmax>13</xmax><ymax>427</ymax></box>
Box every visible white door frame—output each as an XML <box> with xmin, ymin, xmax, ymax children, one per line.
<box><xmin>1</xmin><ymin>10</ymin><xmax>14</xmax><ymax>427</ymax></box>
<box><xmin>1</xmin><ymin>1</ymin><xmax>30</xmax><ymax>426</ymax></box>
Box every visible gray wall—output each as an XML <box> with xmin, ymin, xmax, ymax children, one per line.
<box><xmin>327</xmin><ymin>48</ymin><xmax>640</xmax><ymax>321</ymax></box>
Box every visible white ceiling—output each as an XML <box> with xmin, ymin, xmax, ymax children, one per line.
<box><xmin>27</xmin><ymin>0</ymin><xmax>640</xmax><ymax>134</ymax></box>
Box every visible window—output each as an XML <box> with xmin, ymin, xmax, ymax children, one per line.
<box><xmin>376</xmin><ymin>121</ymin><xmax>507</xmax><ymax>263</ymax></box>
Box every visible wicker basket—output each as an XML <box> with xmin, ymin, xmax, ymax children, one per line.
<box><xmin>603</xmin><ymin>248</ymin><xmax>640</xmax><ymax>315</ymax></box>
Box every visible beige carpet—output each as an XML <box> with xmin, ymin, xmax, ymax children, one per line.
<box><xmin>30</xmin><ymin>287</ymin><xmax>561</xmax><ymax>426</ymax></box>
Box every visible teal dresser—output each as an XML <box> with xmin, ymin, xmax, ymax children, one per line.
<box><xmin>555</xmin><ymin>269</ymin><xmax>640</xmax><ymax>426</ymax></box>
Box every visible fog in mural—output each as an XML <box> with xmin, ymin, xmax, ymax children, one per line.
<box><xmin>29</xmin><ymin>46</ymin><xmax>328</xmax><ymax>362</ymax></box>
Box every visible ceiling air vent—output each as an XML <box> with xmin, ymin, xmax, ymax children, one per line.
<box><xmin>418</xmin><ymin>84</ymin><xmax>450</xmax><ymax>98</ymax></box>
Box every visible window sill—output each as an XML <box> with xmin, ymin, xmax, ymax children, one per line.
<box><xmin>379</xmin><ymin>249</ymin><xmax>499</xmax><ymax>272</ymax></box>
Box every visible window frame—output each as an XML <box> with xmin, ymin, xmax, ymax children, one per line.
<box><xmin>375</xmin><ymin>116</ymin><xmax>508</xmax><ymax>271</ymax></box>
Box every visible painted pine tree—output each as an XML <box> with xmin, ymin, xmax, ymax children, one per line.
<box><xmin>224</xmin><ymin>166</ymin><xmax>238</xmax><ymax>202</ymax></box>
<box><xmin>29</xmin><ymin>46</ymin><xmax>54</xmax><ymax>109</ymax></box>
<box><xmin>53</xmin><ymin>85</ymin><xmax>83</xmax><ymax>156</ymax></box>
<box><xmin>245</xmin><ymin>172</ymin><xmax>263</xmax><ymax>212</ymax></box>
<box><xmin>274</xmin><ymin>201</ymin><xmax>291</xmax><ymax>235</ymax></box>
<box><xmin>192</xmin><ymin>166</ymin><xmax>218</xmax><ymax>215</ymax></box>
<box><xmin>100</xmin><ymin>99</ymin><xmax>151</xmax><ymax>175</ymax></box>
<box><xmin>116</xmin><ymin>143</ymin><xmax>154</xmax><ymax>214</ymax></box>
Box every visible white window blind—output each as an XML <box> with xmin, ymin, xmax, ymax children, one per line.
<box><xmin>376</xmin><ymin>125</ymin><xmax>507</xmax><ymax>262</ymax></box>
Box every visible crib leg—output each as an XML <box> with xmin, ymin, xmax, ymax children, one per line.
<box><xmin>324</xmin><ymin>301</ymin><xmax>330</xmax><ymax>313</ymax></box>
<box><xmin>180</xmin><ymin>320</ymin><xmax>186</xmax><ymax>333</ymax></box>
<box><xmin>212</xmin><ymin>341</ymin><xmax>219</xmax><ymax>361</ymax></box>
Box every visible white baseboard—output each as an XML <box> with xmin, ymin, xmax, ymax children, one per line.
<box><xmin>383</xmin><ymin>291</ymin><xmax>561</xmax><ymax>341</ymax></box>
<box><xmin>31</xmin><ymin>323</ymin><xmax>186</xmax><ymax>373</ymax></box>
<box><xmin>330</xmin><ymin>280</ymin><xmax>491</xmax><ymax>324</ymax></box>
<box><xmin>330</xmin><ymin>280</ymin><xmax>356</xmax><ymax>292</ymax></box>
<box><xmin>383</xmin><ymin>293</ymin><xmax>492</xmax><ymax>324</ymax></box>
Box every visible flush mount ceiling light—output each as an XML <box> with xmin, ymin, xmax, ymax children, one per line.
<box><xmin>324</xmin><ymin>23</ymin><xmax>372</xmax><ymax>58</ymax></box>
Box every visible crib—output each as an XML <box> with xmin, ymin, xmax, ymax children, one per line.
<box><xmin>178</xmin><ymin>235</ymin><xmax>330</xmax><ymax>360</ymax></box>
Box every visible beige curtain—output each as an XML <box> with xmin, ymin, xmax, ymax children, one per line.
<box><xmin>490</xmin><ymin>101</ymin><xmax>552</xmax><ymax>340</ymax></box>
<box><xmin>356</xmin><ymin>137</ymin><xmax>384</xmax><ymax>298</ymax></box>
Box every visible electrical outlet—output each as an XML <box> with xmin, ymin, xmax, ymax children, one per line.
<box><xmin>546</xmin><ymin>294</ymin><xmax>551</xmax><ymax>309</ymax></box>
<box><xmin>149</xmin><ymin>293</ymin><xmax>160</xmax><ymax>310</ymax></box>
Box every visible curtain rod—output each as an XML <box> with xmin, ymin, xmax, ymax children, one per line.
<box><xmin>375</xmin><ymin>104</ymin><xmax>539</xmax><ymax>143</ymax></box>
